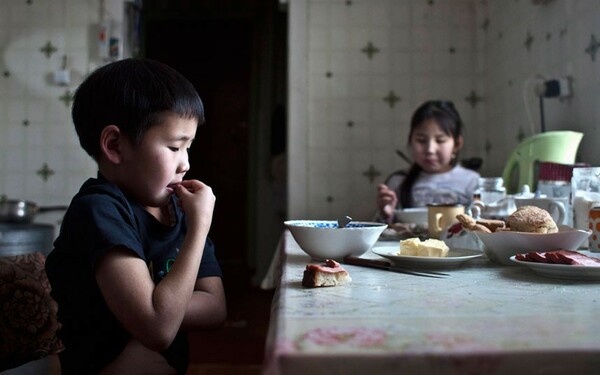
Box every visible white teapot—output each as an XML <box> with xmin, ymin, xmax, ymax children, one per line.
<box><xmin>468</xmin><ymin>185</ymin><xmax>534</xmax><ymax>220</ymax></box>
<box><xmin>468</xmin><ymin>196</ymin><xmax>517</xmax><ymax>221</ymax></box>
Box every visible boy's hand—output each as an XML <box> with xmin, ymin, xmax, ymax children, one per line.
<box><xmin>173</xmin><ymin>180</ymin><xmax>215</xmax><ymax>230</ymax></box>
<box><xmin>376</xmin><ymin>184</ymin><xmax>397</xmax><ymax>221</ymax></box>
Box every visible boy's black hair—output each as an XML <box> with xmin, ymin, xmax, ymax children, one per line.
<box><xmin>399</xmin><ymin>100</ymin><xmax>464</xmax><ymax>208</ymax></box>
<box><xmin>72</xmin><ymin>58</ymin><xmax>205</xmax><ymax>160</ymax></box>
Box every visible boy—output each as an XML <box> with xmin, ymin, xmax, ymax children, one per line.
<box><xmin>45</xmin><ymin>58</ymin><xmax>226</xmax><ymax>374</ymax></box>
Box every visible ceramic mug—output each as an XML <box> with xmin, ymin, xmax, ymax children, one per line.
<box><xmin>427</xmin><ymin>204</ymin><xmax>464</xmax><ymax>239</ymax></box>
<box><xmin>514</xmin><ymin>197</ymin><xmax>568</xmax><ymax>226</ymax></box>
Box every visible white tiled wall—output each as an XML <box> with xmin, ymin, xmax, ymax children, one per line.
<box><xmin>0</xmin><ymin>0</ymin><xmax>125</xmax><ymax>230</ymax></box>
<box><xmin>288</xmin><ymin>0</ymin><xmax>600</xmax><ymax>220</ymax></box>
<box><xmin>2</xmin><ymin>0</ymin><xmax>599</xmax><ymax>229</ymax></box>
<box><xmin>480</xmin><ymin>0</ymin><xmax>600</xmax><ymax>175</ymax></box>
<box><xmin>289</xmin><ymin>0</ymin><xmax>481</xmax><ymax>220</ymax></box>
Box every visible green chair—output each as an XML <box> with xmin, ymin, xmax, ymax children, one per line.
<box><xmin>501</xmin><ymin>131</ymin><xmax>583</xmax><ymax>194</ymax></box>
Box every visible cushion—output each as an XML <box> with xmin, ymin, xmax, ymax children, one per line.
<box><xmin>0</xmin><ymin>252</ymin><xmax>63</xmax><ymax>371</ymax></box>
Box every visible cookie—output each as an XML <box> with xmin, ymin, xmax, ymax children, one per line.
<box><xmin>472</xmin><ymin>223</ymin><xmax>492</xmax><ymax>233</ymax></box>
<box><xmin>476</xmin><ymin>219</ymin><xmax>506</xmax><ymax>232</ymax></box>
<box><xmin>456</xmin><ymin>213</ymin><xmax>477</xmax><ymax>229</ymax></box>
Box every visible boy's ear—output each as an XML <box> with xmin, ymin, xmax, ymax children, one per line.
<box><xmin>99</xmin><ymin>125</ymin><xmax>124</xmax><ymax>164</ymax></box>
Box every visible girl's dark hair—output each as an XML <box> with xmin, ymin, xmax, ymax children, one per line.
<box><xmin>72</xmin><ymin>58</ymin><xmax>205</xmax><ymax>159</ymax></box>
<box><xmin>399</xmin><ymin>100</ymin><xmax>464</xmax><ymax>208</ymax></box>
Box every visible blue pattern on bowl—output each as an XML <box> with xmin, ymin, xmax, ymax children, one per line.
<box><xmin>288</xmin><ymin>220</ymin><xmax>384</xmax><ymax>229</ymax></box>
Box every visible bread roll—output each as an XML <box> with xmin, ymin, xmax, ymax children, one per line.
<box><xmin>507</xmin><ymin>205</ymin><xmax>558</xmax><ymax>233</ymax></box>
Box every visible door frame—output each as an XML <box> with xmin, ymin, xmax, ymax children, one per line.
<box><xmin>139</xmin><ymin>1</ymin><xmax>287</xmax><ymax>286</ymax></box>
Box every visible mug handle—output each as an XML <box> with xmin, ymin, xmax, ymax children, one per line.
<box><xmin>550</xmin><ymin>201</ymin><xmax>566</xmax><ymax>225</ymax></box>
<box><xmin>434</xmin><ymin>212</ymin><xmax>443</xmax><ymax>232</ymax></box>
<box><xmin>467</xmin><ymin>200</ymin><xmax>484</xmax><ymax>219</ymax></box>
<box><xmin>468</xmin><ymin>204</ymin><xmax>482</xmax><ymax>219</ymax></box>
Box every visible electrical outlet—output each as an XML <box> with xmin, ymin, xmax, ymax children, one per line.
<box><xmin>557</xmin><ymin>77</ymin><xmax>572</xmax><ymax>97</ymax></box>
<box><xmin>543</xmin><ymin>77</ymin><xmax>572</xmax><ymax>98</ymax></box>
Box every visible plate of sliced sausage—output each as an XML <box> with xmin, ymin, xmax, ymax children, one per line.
<box><xmin>510</xmin><ymin>250</ymin><xmax>600</xmax><ymax>280</ymax></box>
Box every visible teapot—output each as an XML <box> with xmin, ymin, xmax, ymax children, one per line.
<box><xmin>467</xmin><ymin>184</ymin><xmax>534</xmax><ymax>221</ymax></box>
<box><xmin>468</xmin><ymin>196</ymin><xmax>517</xmax><ymax>221</ymax></box>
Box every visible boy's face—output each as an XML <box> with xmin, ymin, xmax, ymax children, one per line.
<box><xmin>118</xmin><ymin>112</ymin><xmax>197</xmax><ymax>208</ymax></box>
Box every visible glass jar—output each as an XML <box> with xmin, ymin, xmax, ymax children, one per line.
<box><xmin>571</xmin><ymin>167</ymin><xmax>600</xmax><ymax>234</ymax></box>
<box><xmin>474</xmin><ymin>177</ymin><xmax>506</xmax><ymax>205</ymax></box>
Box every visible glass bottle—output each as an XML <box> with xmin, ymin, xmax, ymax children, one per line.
<box><xmin>474</xmin><ymin>177</ymin><xmax>506</xmax><ymax>205</ymax></box>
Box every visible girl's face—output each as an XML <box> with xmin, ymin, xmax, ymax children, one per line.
<box><xmin>119</xmin><ymin>112</ymin><xmax>197</xmax><ymax>208</ymax></box>
<box><xmin>409</xmin><ymin>119</ymin><xmax>462</xmax><ymax>174</ymax></box>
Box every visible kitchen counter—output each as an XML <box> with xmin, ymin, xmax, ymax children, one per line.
<box><xmin>263</xmin><ymin>230</ymin><xmax>600</xmax><ymax>374</ymax></box>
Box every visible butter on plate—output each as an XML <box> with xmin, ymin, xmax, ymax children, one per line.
<box><xmin>398</xmin><ymin>238</ymin><xmax>449</xmax><ymax>257</ymax></box>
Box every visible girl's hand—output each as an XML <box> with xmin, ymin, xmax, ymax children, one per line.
<box><xmin>173</xmin><ymin>180</ymin><xmax>215</xmax><ymax>230</ymax></box>
<box><xmin>377</xmin><ymin>184</ymin><xmax>397</xmax><ymax>221</ymax></box>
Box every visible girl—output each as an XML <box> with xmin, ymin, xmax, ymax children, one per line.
<box><xmin>376</xmin><ymin>100</ymin><xmax>480</xmax><ymax>223</ymax></box>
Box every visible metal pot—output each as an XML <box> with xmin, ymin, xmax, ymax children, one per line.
<box><xmin>0</xmin><ymin>197</ymin><xmax>67</xmax><ymax>224</ymax></box>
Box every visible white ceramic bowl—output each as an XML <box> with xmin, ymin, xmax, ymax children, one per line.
<box><xmin>394</xmin><ymin>208</ymin><xmax>428</xmax><ymax>225</ymax></box>
<box><xmin>284</xmin><ymin>220</ymin><xmax>387</xmax><ymax>260</ymax></box>
<box><xmin>474</xmin><ymin>226</ymin><xmax>591</xmax><ymax>265</ymax></box>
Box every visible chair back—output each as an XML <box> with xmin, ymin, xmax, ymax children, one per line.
<box><xmin>501</xmin><ymin>131</ymin><xmax>583</xmax><ymax>193</ymax></box>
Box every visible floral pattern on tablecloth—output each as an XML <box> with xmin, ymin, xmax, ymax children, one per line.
<box><xmin>296</xmin><ymin>327</ymin><xmax>386</xmax><ymax>350</ymax></box>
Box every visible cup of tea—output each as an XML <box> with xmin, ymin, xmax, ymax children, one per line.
<box><xmin>427</xmin><ymin>203</ymin><xmax>464</xmax><ymax>239</ymax></box>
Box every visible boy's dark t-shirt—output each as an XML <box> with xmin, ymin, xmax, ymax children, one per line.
<box><xmin>45</xmin><ymin>175</ymin><xmax>222</xmax><ymax>374</ymax></box>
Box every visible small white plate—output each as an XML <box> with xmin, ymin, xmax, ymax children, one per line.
<box><xmin>371</xmin><ymin>246</ymin><xmax>483</xmax><ymax>269</ymax></box>
<box><xmin>510</xmin><ymin>252</ymin><xmax>600</xmax><ymax>281</ymax></box>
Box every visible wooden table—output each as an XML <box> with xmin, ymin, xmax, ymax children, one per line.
<box><xmin>262</xmin><ymin>230</ymin><xmax>600</xmax><ymax>374</ymax></box>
